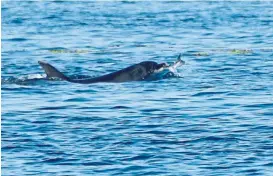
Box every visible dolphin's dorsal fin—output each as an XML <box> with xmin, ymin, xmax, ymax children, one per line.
<box><xmin>38</xmin><ymin>61</ymin><xmax>69</xmax><ymax>81</ymax></box>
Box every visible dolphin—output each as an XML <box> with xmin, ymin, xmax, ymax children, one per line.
<box><xmin>38</xmin><ymin>55</ymin><xmax>184</xmax><ymax>84</ymax></box>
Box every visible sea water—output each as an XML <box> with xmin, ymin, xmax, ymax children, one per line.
<box><xmin>2</xmin><ymin>1</ymin><xmax>273</xmax><ymax>175</ymax></box>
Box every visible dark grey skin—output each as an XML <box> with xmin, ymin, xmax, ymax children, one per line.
<box><xmin>38</xmin><ymin>60</ymin><xmax>169</xmax><ymax>84</ymax></box>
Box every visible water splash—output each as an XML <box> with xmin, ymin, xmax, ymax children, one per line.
<box><xmin>1</xmin><ymin>74</ymin><xmax>47</xmax><ymax>85</ymax></box>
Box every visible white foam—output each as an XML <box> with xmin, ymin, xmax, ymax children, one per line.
<box><xmin>17</xmin><ymin>74</ymin><xmax>46</xmax><ymax>81</ymax></box>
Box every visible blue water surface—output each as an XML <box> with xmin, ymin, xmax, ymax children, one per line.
<box><xmin>2</xmin><ymin>1</ymin><xmax>273</xmax><ymax>175</ymax></box>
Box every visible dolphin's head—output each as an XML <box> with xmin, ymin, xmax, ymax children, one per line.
<box><xmin>139</xmin><ymin>61</ymin><xmax>169</xmax><ymax>73</ymax></box>
<box><xmin>155</xmin><ymin>62</ymin><xmax>169</xmax><ymax>73</ymax></box>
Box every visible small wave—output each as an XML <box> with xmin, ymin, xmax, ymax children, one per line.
<box><xmin>37</xmin><ymin>105</ymin><xmax>74</xmax><ymax>110</ymax></box>
<box><xmin>82</xmin><ymin>161</ymin><xmax>113</xmax><ymax>166</ymax></box>
<box><xmin>64</xmin><ymin>97</ymin><xmax>90</xmax><ymax>102</ymax></box>
<box><xmin>8</xmin><ymin>38</ymin><xmax>28</xmax><ymax>42</ymax></box>
<box><xmin>110</xmin><ymin>106</ymin><xmax>131</xmax><ymax>109</ymax></box>
<box><xmin>192</xmin><ymin>91</ymin><xmax>229</xmax><ymax>97</ymax></box>
<box><xmin>242</xmin><ymin>103</ymin><xmax>273</xmax><ymax>108</ymax></box>
<box><xmin>11</xmin><ymin>18</ymin><xmax>24</xmax><ymax>24</ymax></box>
<box><xmin>182</xmin><ymin>136</ymin><xmax>240</xmax><ymax>144</ymax></box>
<box><xmin>121</xmin><ymin>154</ymin><xmax>154</xmax><ymax>161</ymax></box>
<box><xmin>42</xmin><ymin>158</ymin><xmax>64</xmax><ymax>163</ymax></box>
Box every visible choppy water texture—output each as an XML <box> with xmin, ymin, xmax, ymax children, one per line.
<box><xmin>2</xmin><ymin>1</ymin><xmax>273</xmax><ymax>175</ymax></box>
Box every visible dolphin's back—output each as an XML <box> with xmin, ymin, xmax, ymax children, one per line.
<box><xmin>98</xmin><ymin>64</ymin><xmax>147</xmax><ymax>82</ymax></box>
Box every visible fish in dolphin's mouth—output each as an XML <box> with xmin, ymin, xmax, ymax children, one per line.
<box><xmin>172</xmin><ymin>55</ymin><xmax>185</xmax><ymax>68</ymax></box>
<box><xmin>155</xmin><ymin>54</ymin><xmax>185</xmax><ymax>73</ymax></box>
